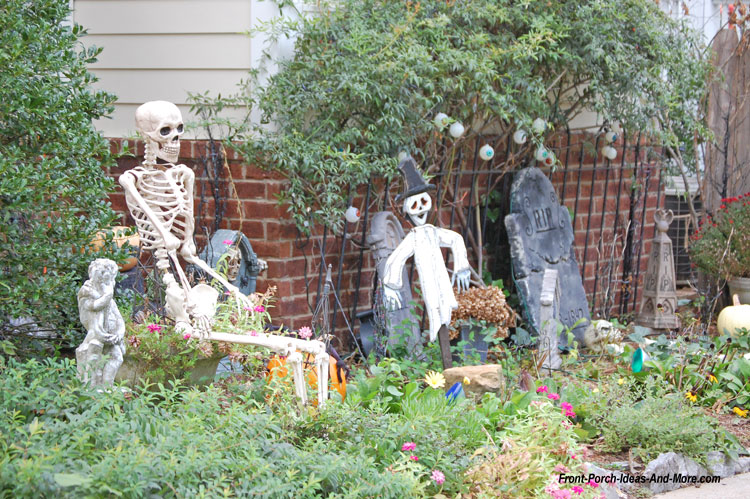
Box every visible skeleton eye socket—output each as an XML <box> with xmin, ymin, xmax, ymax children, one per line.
<box><xmin>160</xmin><ymin>127</ymin><xmax>171</xmax><ymax>136</ymax></box>
<box><xmin>421</xmin><ymin>197</ymin><xmax>429</xmax><ymax>206</ymax></box>
<box><xmin>411</xmin><ymin>201</ymin><xmax>418</xmax><ymax>210</ymax></box>
<box><xmin>177</xmin><ymin>124</ymin><xmax>184</xmax><ymax>133</ymax></box>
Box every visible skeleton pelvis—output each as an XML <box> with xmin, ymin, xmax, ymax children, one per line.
<box><xmin>267</xmin><ymin>354</ymin><xmax>346</xmax><ymax>402</ymax></box>
<box><xmin>188</xmin><ymin>283</ymin><xmax>220</xmax><ymax>319</ymax></box>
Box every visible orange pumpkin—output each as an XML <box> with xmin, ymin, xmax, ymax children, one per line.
<box><xmin>267</xmin><ymin>353</ymin><xmax>346</xmax><ymax>401</ymax></box>
<box><xmin>89</xmin><ymin>226</ymin><xmax>140</xmax><ymax>272</ymax></box>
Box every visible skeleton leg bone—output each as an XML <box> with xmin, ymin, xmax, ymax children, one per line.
<box><xmin>315</xmin><ymin>349</ymin><xmax>329</xmax><ymax>407</ymax></box>
<box><xmin>286</xmin><ymin>349</ymin><xmax>307</xmax><ymax>405</ymax></box>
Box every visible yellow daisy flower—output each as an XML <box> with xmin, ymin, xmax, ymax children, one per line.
<box><xmin>424</xmin><ymin>370</ymin><xmax>446</xmax><ymax>389</ymax></box>
<box><xmin>733</xmin><ymin>407</ymin><xmax>748</xmax><ymax>418</ymax></box>
<box><xmin>463</xmin><ymin>376</ymin><xmax>471</xmax><ymax>385</ymax></box>
<box><xmin>617</xmin><ymin>378</ymin><xmax>625</xmax><ymax>385</ymax></box>
<box><xmin>707</xmin><ymin>374</ymin><xmax>718</xmax><ymax>383</ymax></box>
<box><xmin>685</xmin><ymin>391</ymin><xmax>697</xmax><ymax>403</ymax></box>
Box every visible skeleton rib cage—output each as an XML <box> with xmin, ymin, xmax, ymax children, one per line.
<box><xmin>124</xmin><ymin>166</ymin><xmax>193</xmax><ymax>250</ymax></box>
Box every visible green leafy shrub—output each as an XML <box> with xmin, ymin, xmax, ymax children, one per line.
<box><xmin>574</xmin><ymin>376</ymin><xmax>741</xmax><ymax>464</ymax></box>
<box><xmin>195</xmin><ymin>0</ymin><xmax>709</xmax><ymax>233</ymax></box>
<box><xmin>0</xmin><ymin>0</ymin><xmax>121</xmax><ymax>354</ymax></box>
<box><xmin>0</xmin><ymin>357</ymin><xmax>429</xmax><ymax>497</ymax></box>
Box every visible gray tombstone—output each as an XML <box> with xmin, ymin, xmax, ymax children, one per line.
<box><xmin>539</xmin><ymin>268</ymin><xmax>562</xmax><ymax>373</ymax></box>
<box><xmin>504</xmin><ymin>167</ymin><xmax>590</xmax><ymax>345</ymax></box>
<box><xmin>366</xmin><ymin>211</ymin><xmax>423</xmax><ymax>356</ymax></box>
<box><xmin>198</xmin><ymin>229</ymin><xmax>262</xmax><ymax>296</ymax></box>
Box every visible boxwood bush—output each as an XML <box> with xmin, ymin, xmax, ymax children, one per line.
<box><xmin>0</xmin><ymin>0</ymin><xmax>121</xmax><ymax>355</ymax></box>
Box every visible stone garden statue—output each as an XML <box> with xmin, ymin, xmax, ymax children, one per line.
<box><xmin>382</xmin><ymin>156</ymin><xmax>472</xmax><ymax>368</ymax></box>
<box><xmin>76</xmin><ymin>258</ymin><xmax>126</xmax><ymax>387</ymax></box>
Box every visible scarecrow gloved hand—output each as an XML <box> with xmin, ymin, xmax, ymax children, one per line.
<box><xmin>383</xmin><ymin>286</ymin><xmax>402</xmax><ymax>311</ymax></box>
<box><xmin>452</xmin><ymin>268</ymin><xmax>471</xmax><ymax>293</ymax></box>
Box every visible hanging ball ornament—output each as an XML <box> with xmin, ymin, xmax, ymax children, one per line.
<box><xmin>513</xmin><ymin>129</ymin><xmax>528</xmax><ymax>144</ymax></box>
<box><xmin>434</xmin><ymin>112</ymin><xmax>449</xmax><ymax>130</ymax></box>
<box><xmin>535</xmin><ymin>146</ymin><xmax>550</xmax><ymax>162</ymax></box>
<box><xmin>544</xmin><ymin>151</ymin><xmax>555</xmax><ymax>166</ymax></box>
<box><xmin>605</xmin><ymin>130</ymin><xmax>618</xmax><ymax>143</ymax></box>
<box><xmin>449</xmin><ymin>121</ymin><xmax>465</xmax><ymax>138</ymax></box>
<box><xmin>602</xmin><ymin>146</ymin><xmax>617</xmax><ymax>160</ymax></box>
<box><xmin>479</xmin><ymin>144</ymin><xmax>494</xmax><ymax>161</ymax></box>
<box><xmin>398</xmin><ymin>150</ymin><xmax>408</xmax><ymax>162</ymax></box>
<box><xmin>345</xmin><ymin>205</ymin><xmax>361</xmax><ymax>223</ymax></box>
<box><xmin>532</xmin><ymin>118</ymin><xmax>547</xmax><ymax>135</ymax></box>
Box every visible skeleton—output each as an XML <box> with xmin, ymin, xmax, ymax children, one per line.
<box><xmin>119</xmin><ymin>101</ymin><xmax>328</xmax><ymax>405</ymax></box>
<box><xmin>382</xmin><ymin>157</ymin><xmax>472</xmax><ymax>345</ymax></box>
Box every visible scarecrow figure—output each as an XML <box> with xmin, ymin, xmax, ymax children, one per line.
<box><xmin>382</xmin><ymin>157</ymin><xmax>471</xmax><ymax>367</ymax></box>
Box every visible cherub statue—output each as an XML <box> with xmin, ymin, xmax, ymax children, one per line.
<box><xmin>382</xmin><ymin>157</ymin><xmax>471</xmax><ymax>365</ymax></box>
<box><xmin>119</xmin><ymin>101</ymin><xmax>248</xmax><ymax>338</ymax></box>
<box><xmin>76</xmin><ymin>258</ymin><xmax>126</xmax><ymax>387</ymax></box>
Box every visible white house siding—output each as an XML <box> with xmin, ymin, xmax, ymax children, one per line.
<box><xmin>72</xmin><ymin>0</ymin><xmax>282</xmax><ymax>138</ymax></box>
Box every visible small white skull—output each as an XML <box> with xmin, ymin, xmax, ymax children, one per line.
<box><xmin>135</xmin><ymin>101</ymin><xmax>184</xmax><ymax>164</ymax></box>
<box><xmin>403</xmin><ymin>192</ymin><xmax>432</xmax><ymax>226</ymax></box>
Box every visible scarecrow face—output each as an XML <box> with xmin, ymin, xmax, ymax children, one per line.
<box><xmin>403</xmin><ymin>192</ymin><xmax>432</xmax><ymax>226</ymax></box>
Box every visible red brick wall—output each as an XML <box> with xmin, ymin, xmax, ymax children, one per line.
<box><xmin>106</xmin><ymin>133</ymin><xmax>665</xmax><ymax>348</ymax></box>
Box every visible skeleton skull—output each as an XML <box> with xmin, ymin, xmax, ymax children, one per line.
<box><xmin>403</xmin><ymin>192</ymin><xmax>432</xmax><ymax>226</ymax></box>
<box><xmin>135</xmin><ymin>101</ymin><xmax>184</xmax><ymax>164</ymax></box>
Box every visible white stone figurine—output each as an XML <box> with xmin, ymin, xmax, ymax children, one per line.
<box><xmin>76</xmin><ymin>259</ymin><xmax>126</xmax><ymax>387</ymax></box>
<box><xmin>382</xmin><ymin>157</ymin><xmax>471</xmax><ymax>343</ymax></box>
<box><xmin>118</xmin><ymin>101</ymin><xmax>329</xmax><ymax>406</ymax></box>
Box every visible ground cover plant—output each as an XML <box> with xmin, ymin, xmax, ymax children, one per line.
<box><xmin>0</xmin><ymin>0</ymin><xmax>123</xmax><ymax>356</ymax></box>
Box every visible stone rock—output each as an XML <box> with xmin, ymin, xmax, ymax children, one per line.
<box><xmin>737</xmin><ymin>457</ymin><xmax>750</xmax><ymax>473</ymax></box>
<box><xmin>443</xmin><ymin>364</ymin><xmax>503</xmax><ymax>396</ymax></box>
<box><xmin>643</xmin><ymin>452</ymin><xmax>708</xmax><ymax>494</ymax></box>
<box><xmin>504</xmin><ymin>167</ymin><xmax>590</xmax><ymax>344</ymax></box>
<box><xmin>706</xmin><ymin>451</ymin><xmax>737</xmax><ymax>478</ymax></box>
<box><xmin>585</xmin><ymin>463</ymin><xmax>630</xmax><ymax>498</ymax></box>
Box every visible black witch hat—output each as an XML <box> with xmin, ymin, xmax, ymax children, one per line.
<box><xmin>395</xmin><ymin>156</ymin><xmax>436</xmax><ymax>202</ymax></box>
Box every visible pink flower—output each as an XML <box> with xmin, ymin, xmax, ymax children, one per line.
<box><xmin>431</xmin><ymin>470</ymin><xmax>445</xmax><ymax>485</ymax></box>
<box><xmin>224</xmin><ymin>291</ymin><xmax>231</xmax><ymax>296</ymax></box>
<box><xmin>572</xmin><ymin>486</ymin><xmax>584</xmax><ymax>495</ymax></box>
<box><xmin>409</xmin><ymin>455</ymin><xmax>419</xmax><ymax>461</ymax></box>
<box><xmin>222</xmin><ymin>239</ymin><xmax>233</xmax><ymax>245</ymax></box>
<box><xmin>561</xmin><ymin>402</ymin><xmax>573</xmax><ymax>411</ymax></box>
<box><xmin>243</xmin><ymin>306</ymin><xmax>253</xmax><ymax>311</ymax></box>
<box><xmin>537</xmin><ymin>385</ymin><xmax>549</xmax><ymax>394</ymax></box>
<box><xmin>254</xmin><ymin>305</ymin><xmax>265</xmax><ymax>313</ymax></box>
<box><xmin>587</xmin><ymin>480</ymin><xmax>599</xmax><ymax>488</ymax></box>
<box><xmin>564</xmin><ymin>409</ymin><xmax>577</xmax><ymax>418</ymax></box>
<box><xmin>401</xmin><ymin>442</ymin><xmax>416</xmax><ymax>452</ymax></box>
<box><xmin>298</xmin><ymin>326</ymin><xmax>313</xmax><ymax>339</ymax></box>
<box><xmin>183</xmin><ymin>333</ymin><xmax>191</xmax><ymax>340</ymax></box>
<box><xmin>562</xmin><ymin>420</ymin><xmax>572</xmax><ymax>429</ymax></box>
<box><xmin>147</xmin><ymin>324</ymin><xmax>162</xmax><ymax>333</ymax></box>
<box><xmin>554</xmin><ymin>463</ymin><xmax>570</xmax><ymax>473</ymax></box>
<box><xmin>552</xmin><ymin>489</ymin><xmax>572</xmax><ymax>499</ymax></box>
<box><xmin>570</xmin><ymin>454</ymin><xmax>578</xmax><ymax>460</ymax></box>
<box><xmin>548</xmin><ymin>393</ymin><xmax>560</xmax><ymax>401</ymax></box>
<box><xmin>249</xmin><ymin>330</ymin><xmax>259</xmax><ymax>337</ymax></box>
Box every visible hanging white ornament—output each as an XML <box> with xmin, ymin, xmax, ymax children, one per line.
<box><xmin>605</xmin><ymin>130</ymin><xmax>618</xmax><ymax>143</ymax></box>
<box><xmin>345</xmin><ymin>206</ymin><xmax>361</xmax><ymax>223</ymax></box>
<box><xmin>449</xmin><ymin>122</ymin><xmax>465</xmax><ymax>138</ymax></box>
<box><xmin>513</xmin><ymin>129</ymin><xmax>528</xmax><ymax>144</ymax></box>
<box><xmin>532</xmin><ymin>118</ymin><xmax>547</xmax><ymax>135</ymax></box>
<box><xmin>398</xmin><ymin>151</ymin><xmax>408</xmax><ymax>162</ymax></box>
<box><xmin>602</xmin><ymin>146</ymin><xmax>617</xmax><ymax>160</ymax></box>
<box><xmin>478</xmin><ymin>144</ymin><xmax>494</xmax><ymax>161</ymax></box>
<box><xmin>535</xmin><ymin>146</ymin><xmax>549</xmax><ymax>162</ymax></box>
<box><xmin>434</xmin><ymin>113</ymin><xmax>449</xmax><ymax>129</ymax></box>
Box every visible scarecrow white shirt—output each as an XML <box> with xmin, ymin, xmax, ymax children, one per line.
<box><xmin>382</xmin><ymin>224</ymin><xmax>470</xmax><ymax>342</ymax></box>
